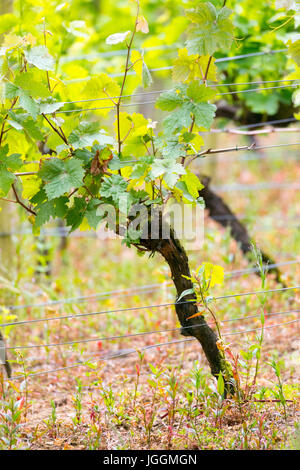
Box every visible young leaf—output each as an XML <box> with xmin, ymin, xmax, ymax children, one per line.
<box><xmin>177</xmin><ymin>288</ymin><xmax>195</xmax><ymax>302</ymax></box>
<box><xmin>185</xmin><ymin>3</ymin><xmax>233</xmax><ymax>56</ymax></box>
<box><xmin>217</xmin><ymin>372</ymin><xmax>225</xmax><ymax>396</ymax></box>
<box><xmin>24</xmin><ymin>46</ymin><xmax>55</xmax><ymax>71</ymax></box>
<box><xmin>106</xmin><ymin>31</ymin><xmax>131</xmax><ymax>45</ymax></box>
<box><xmin>142</xmin><ymin>61</ymin><xmax>153</xmax><ymax>88</ymax></box>
<box><xmin>136</xmin><ymin>16</ymin><xmax>149</xmax><ymax>33</ymax></box>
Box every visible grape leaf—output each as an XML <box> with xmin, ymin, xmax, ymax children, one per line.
<box><xmin>0</xmin><ymin>145</ymin><xmax>22</xmax><ymax>196</ymax></box>
<box><xmin>150</xmin><ymin>159</ymin><xmax>185</xmax><ymax>187</ymax></box>
<box><xmin>65</xmin><ymin>197</ymin><xmax>87</xmax><ymax>231</ymax></box>
<box><xmin>185</xmin><ymin>3</ymin><xmax>233</xmax><ymax>55</ymax></box>
<box><xmin>186</xmin><ymin>81</ymin><xmax>217</xmax><ymax>102</ymax></box>
<box><xmin>24</xmin><ymin>46</ymin><xmax>55</xmax><ymax>71</ymax></box>
<box><xmin>69</xmin><ymin>122</ymin><xmax>114</xmax><ymax>149</ymax></box>
<box><xmin>106</xmin><ymin>31</ymin><xmax>131</xmax><ymax>45</ymax></box>
<box><xmin>35</xmin><ymin>196</ymin><xmax>69</xmax><ymax>227</ymax></box>
<box><xmin>100</xmin><ymin>174</ymin><xmax>128</xmax><ymax>204</ymax></box>
<box><xmin>142</xmin><ymin>61</ymin><xmax>153</xmax><ymax>88</ymax></box>
<box><xmin>156</xmin><ymin>89</ymin><xmax>185</xmax><ymax>111</ymax></box>
<box><xmin>39</xmin><ymin>158</ymin><xmax>85</xmax><ymax>200</ymax></box>
<box><xmin>288</xmin><ymin>39</ymin><xmax>300</xmax><ymax>66</ymax></box>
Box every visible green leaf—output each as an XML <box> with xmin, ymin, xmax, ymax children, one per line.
<box><xmin>35</xmin><ymin>197</ymin><xmax>68</xmax><ymax>227</ymax></box>
<box><xmin>109</xmin><ymin>155</ymin><xmax>135</xmax><ymax>171</ymax></box>
<box><xmin>14</xmin><ymin>72</ymin><xmax>49</xmax><ymax>99</ymax></box>
<box><xmin>288</xmin><ymin>39</ymin><xmax>300</xmax><ymax>66</ymax></box>
<box><xmin>24</xmin><ymin>46</ymin><xmax>55</xmax><ymax>71</ymax></box>
<box><xmin>0</xmin><ymin>145</ymin><xmax>22</xmax><ymax>196</ymax></box>
<box><xmin>69</xmin><ymin>122</ymin><xmax>114</xmax><ymax>149</ymax></box>
<box><xmin>66</xmin><ymin>197</ymin><xmax>87</xmax><ymax>231</ymax></box>
<box><xmin>8</xmin><ymin>112</ymin><xmax>44</xmax><ymax>140</ymax></box>
<box><xmin>185</xmin><ymin>3</ymin><xmax>233</xmax><ymax>55</ymax></box>
<box><xmin>156</xmin><ymin>89</ymin><xmax>184</xmax><ymax>111</ymax></box>
<box><xmin>150</xmin><ymin>159</ymin><xmax>185</xmax><ymax>187</ymax></box>
<box><xmin>39</xmin><ymin>158</ymin><xmax>85</xmax><ymax>200</ymax></box>
<box><xmin>39</xmin><ymin>101</ymin><xmax>64</xmax><ymax>115</ymax></box>
<box><xmin>4</xmin><ymin>82</ymin><xmax>19</xmax><ymax>99</ymax></box>
<box><xmin>217</xmin><ymin>372</ymin><xmax>225</xmax><ymax>396</ymax></box>
<box><xmin>85</xmin><ymin>198</ymin><xmax>103</xmax><ymax>229</ymax></box>
<box><xmin>163</xmin><ymin>107</ymin><xmax>192</xmax><ymax>134</ymax></box>
<box><xmin>4</xmin><ymin>84</ymin><xmax>40</xmax><ymax>118</ymax></box>
<box><xmin>186</xmin><ymin>82</ymin><xmax>217</xmax><ymax>102</ymax></box>
<box><xmin>180</xmin><ymin>171</ymin><xmax>204</xmax><ymax>199</ymax></box>
<box><xmin>192</xmin><ymin>101</ymin><xmax>216</xmax><ymax>129</ymax></box>
<box><xmin>130</xmin><ymin>162</ymin><xmax>149</xmax><ymax>179</ymax></box>
<box><xmin>177</xmin><ymin>288</ymin><xmax>195</xmax><ymax>302</ymax></box>
<box><xmin>155</xmin><ymin>136</ymin><xmax>186</xmax><ymax>159</ymax></box>
<box><xmin>244</xmin><ymin>93</ymin><xmax>279</xmax><ymax>115</ymax></box>
<box><xmin>18</xmin><ymin>90</ymin><xmax>39</xmax><ymax>118</ymax></box>
<box><xmin>0</xmin><ymin>166</ymin><xmax>15</xmax><ymax>196</ymax></box>
<box><xmin>100</xmin><ymin>174</ymin><xmax>128</xmax><ymax>204</ymax></box>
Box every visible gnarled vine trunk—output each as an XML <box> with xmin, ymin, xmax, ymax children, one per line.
<box><xmin>137</xmin><ymin>218</ymin><xmax>225</xmax><ymax>380</ymax></box>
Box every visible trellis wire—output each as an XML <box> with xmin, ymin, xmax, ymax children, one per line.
<box><xmin>63</xmin><ymin>47</ymin><xmax>287</xmax><ymax>64</ymax></box>
<box><xmin>6</xmin><ymin>318</ymin><xmax>300</xmax><ymax>381</ymax></box>
<box><xmin>1</xmin><ymin>285</ymin><xmax>299</xmax><ymax>328</ymax></box>
<box><xmin>227</xmin><ymin>259</ymin><xmax>300</xmax><ymax>277</ymax></box>
<box><xmin>3</xmin><ymin>258</ymin><xmax>300</xmax><ymax>313</ymax></box>
<box><xmin>211</xmin><ymin>181</ymin><xmax>300</xmax><ymax>192</ymax></box>
<box><xmin>53</xmin><ymin>83</ymin><xmax>300</xmax><ymax>115</ymax></box>
<box><xmin>6</xmin><ymin>282</ymin><xmax>166</xmax><ymax>311</ymax></box>
<box><xmin>54</xmin><ymin>78</ymin><xmax>300</xmax><ymax>107</ymax></box>
<box><xmin>186</xmin><ymin>141</ymin><xmax>300</xmax><ymax>163</ymax></box>
<box><xmin>1</xmin><ymin>208</ymin><xmax>299</xmax><ymax>239</ymax></box>
<box><xmin>0</xmin><ymin>218</ymin><xmax>299</xmax><ymax>238</ymax></box>
<box><xmin>98</xmin><ymin>49</ymin><xmax>290</xmax><ymax>78</ymax></box>
<box><xmin>12</xmin><ymin>140</ymin><xmax>300</xmax><ymax>179</ymax></box>
<box><xmin>6</xmin><ymin>308</ymin><xmax>300</xmax><ymax>351</ymax></box>
<box><xmin>233</xmin><ymin>117</ymin><xmax>297</xmax><ymax>129</ymax></box>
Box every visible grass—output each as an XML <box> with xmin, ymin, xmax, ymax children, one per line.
<box><xmin>0</xmin><ymin>131</ymin><xmax>299</xmax><ymax>449</ymax></box>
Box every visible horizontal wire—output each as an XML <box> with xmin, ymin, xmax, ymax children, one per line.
<box><xmin>218</xmin><ymin>83</ymin><xmax>299</xmax><ymax>96</ymax></box>
<box><xmin>3</xmin><ymin>257</ymin><xmax>300</xmax><ymax>312</ymax></box>
<box><xmin>6</xmin><ymin>282</ymin><xmax>167</xmax><ymax>311</ymax></box>
<box><xmin>63</xmin><ymin>48</ymin><xmax>287</xmax><ymax>65</ymax></box>
<box><xmin>52</xmin><ymin>83</ymin><xmax>300</xmax><ymax>115</ymax></box>
<box><xmin>61</xmin><ymin>44</ymin><xmax>180</xmax><ymax>63</ymax></box>
<box><xmin>211</xmin><ymin>127</ymin><xmax>300</xmax><ymax>137</ymax></box>
<box><xmin>6</xmin><ymin>309</ymin><xmax>300</xmax><ymax>351</ymax></box>
<box><xmin>12</xmin><ymin>141</ymin><xmax>300</xmax><ymax>179</ymax></box>
<box><xmin>1</xmin><ymin>212</ymin><xmax>299</xmax><ymax>239</ymax></box>
<box><xmin>227</xmin><ymin>259</ymin><xmax>300</xmax><ymax>277</ymax></box>
<box><xmin>0</xmin><ymin>257</ymin><xmax>297</xmax><ymax>315</ymax></box>
<box><xmin>0</xmin><ymin>258</ymin><xmax>297</xmax><ymax>317</ymax></box>
<box><xmin>206</xmin><ymin>117</ymin><xmax>298</xmax><ymax>134</ymax></box>
<box><xmin>211</xmin><ymin>181</ymin><xmax>300</xmax><ymax>192</ymax></box>
<box><xmin>1</xmin><ymin>285</ymin><xmax>299</xmax><ymax>328</ymax></box>
<box><xmin>100</xmin><ymin>49</ymin><xmax>289</xmax><ymax>78</ymax></box>
<box><xmin>187</xmin><ymin>141</ymin><xmax>300</xmax><ymax>162</ymax></box>
<box><xmin>233</xmin><ymin>117</ymin><xmax>297</xmax><ymax>130</ymax></box>
<box><xmin>52</xmin><ymin>79</ymin><xmax>300</xmax><ymax>107</ymax></box>
<box><xmin>6</xmin><ymin>317</ymin><xmax>299</xmax><ymax>381</ymax></box>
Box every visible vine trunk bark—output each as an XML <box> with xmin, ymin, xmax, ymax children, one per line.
<box><xmin>137</xmin><ymin>218</ymin><xmax>227</xmax><ymax>382</ymax></box>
